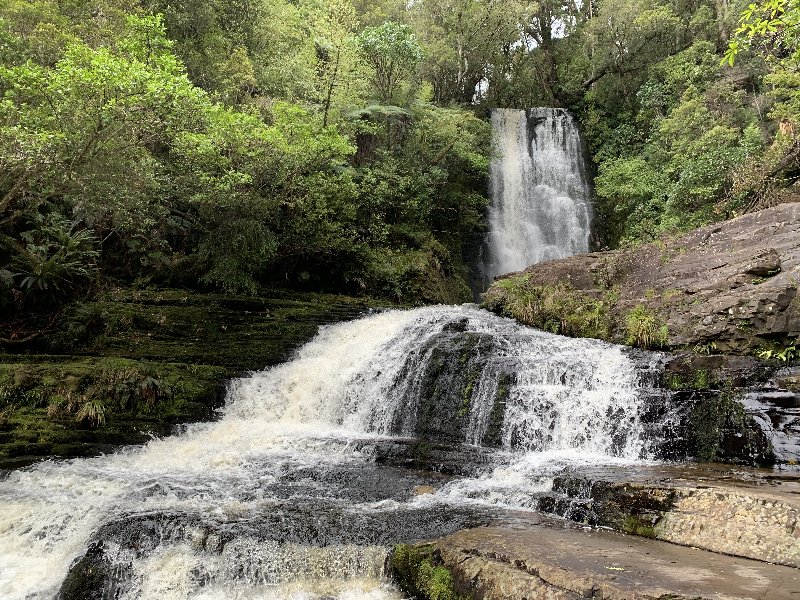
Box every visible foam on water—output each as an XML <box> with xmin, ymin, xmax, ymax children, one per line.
<box><xmin>0</xmin><ymin>306</ymin><xmax>662</xmax><ymax>599</ymax></box>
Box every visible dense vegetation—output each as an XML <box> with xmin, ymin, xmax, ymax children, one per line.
<box><xmin>1</xmin><ymin>0</ymin><xmax>798</xmax><ymax>336</ymax></box>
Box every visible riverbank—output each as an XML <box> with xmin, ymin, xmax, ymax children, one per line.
<box><xmin>0</xmin><ymin>288</ymin><xmax>384</xmax><ymax>467</ymax></box>
<box><xmin>389</xmin><ymin>463</ymin><xmax>800</xmax><ymax>600</ymax></box>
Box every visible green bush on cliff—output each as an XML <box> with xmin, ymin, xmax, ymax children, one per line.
<box><xmin>624</xmin><ymin>305</ymin><xmax>669</xmax><ymax>349</ymax></box>
<box><xmin>483</xmin><ymin>276</ymin><xmax>613</xmax><ymax>341</ymax></box>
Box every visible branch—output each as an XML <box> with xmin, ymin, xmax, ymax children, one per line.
<box><xmin>582</xmin><ymin>38</ymin><xmax>692</xmax><ymax>89</ymax></box>
<box><xmin>0</xmin><ymin>330</ymin><xmax>45</xmax><ymax>345</ymax></box>
<box><xmin>0</xmin><ymin>171</ymin><xmax>30</xmax><ymax>214</ymax></box>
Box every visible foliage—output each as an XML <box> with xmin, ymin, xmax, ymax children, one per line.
<box><xmin>758</xmin><ymin>343</ymin><xmax>799</xmax><ymax>362</ymax></box>
<box><xmin>2</xmin><ymin>0</ymin><xmax>798</xmax><ymax>314</ymax></box>
<box><xmin>13</xmin><ymin>213</ymin><xmax>99</xmax><ymax>302</ymax></box>
<box><xmin>484</xmin><ymin>276</ymin><xmax>614</xmax><ymax>341</ymax></box>
<box><xmin>723</xmin><ymin>0</ymin><xmax>799</xmax><ymax>66</ymax></box>
<box><xmin>624</xmin><ymin>304</ymin><xmax>669</xmax><ymax>349</ymax></box>
<box><xmin>412</xmin><ymin>0</ymin><xmax>526</xmax><ymax>104</ymax></box>
<box><xmin>357</xmin><ymin>21</ymin><xmax>422</xmax><ymax>104</ymax></box>
<box><xmin>0</xmin><ymin>0</ymin><xmax>493</xmax><ymax>311</ymax></box>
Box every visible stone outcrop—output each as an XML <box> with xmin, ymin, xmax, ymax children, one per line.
<box><xmin>484</xmin><ymin>203</ymin><xmax>800</xmax><ymax>354</ymax></box>
<box><xmin>543</xmin><ymin>470</ymin><xmax>800</xmax><ymax>568</ymax></box>
<box><xmin>427</xmin><ymin>521</ymin><xmax>800</xmax><ymax>600</ymax></box>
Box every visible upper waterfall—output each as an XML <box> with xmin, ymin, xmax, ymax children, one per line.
<box><xmin>483</xmin><ymin>108</ymin><xmax>592</xmax><ymax>283</ymax></box>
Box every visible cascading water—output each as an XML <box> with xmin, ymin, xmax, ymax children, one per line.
<box><xmin>0</xmin><ymin>306</ymin><xmax>668</xmax><ymax>600</ymax></box>
<box><xmin>482</xmin><ymin>108</ymin><xmax>592</xmax><ymax>284</ymax></box>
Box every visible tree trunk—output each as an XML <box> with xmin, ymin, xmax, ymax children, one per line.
<box><xmin>715</xmin><ymin>0</ymin><xmax>730</xmax><ymax>44</ymax></box>
<box><xmin>322</xmin><ymin>49</ymin><xmax>341</xmax><ymax>129</ymax></box>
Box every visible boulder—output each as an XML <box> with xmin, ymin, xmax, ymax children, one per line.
<box><xmin>484</xmin><ymin>203</ymin><xmax>800</xmax><ymax>354</ymax></box>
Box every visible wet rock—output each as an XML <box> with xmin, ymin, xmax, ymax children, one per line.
<box><xmin>368</xmin><ymin>438</ymin><xmax>499</xmax><ymax>476</ymax></box>
<box><xmin>426</xmin><ymin>523</ymin><xmax>800</xmax><ymax>599</ymax></box>
<box><xmin>662</xmin><ymin>353</ymin><xmax>771</xmax><ymax>389</ymax></box>
<box><xmin>59</xmin><ymin>501</ymin><xmax>496</xmax><ymax>598</ymax></box>
<box><xmin>57</xmin><ymin>542</ymin><xmax>113</xmax><ymax>600</ymax></box>
<box><xmin>382</xmin><ymin>324</ymin><xmax>512</xmax><ymax>449</ymax></box>
<box><xmin>529</xmin><ymin>469</ymin><xmax>800</xmax><ymax>568</ymax></box>
<box><xmin>743</xmin><ymin>386</ymin><xmax>800</xmax><ymax>464</ymax></box>
<box><xmin>774</xmin><ymin>366</ymin><xmax>800</xmax><ymax>392</ymax></box>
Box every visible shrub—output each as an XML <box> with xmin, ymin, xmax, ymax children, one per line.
<box><xmin>625</xmin><ymin>304</ymin><xmax>669</xmax><ymax>348</ymax></box>
<box><xmin>484</xmin><ymin>276</ymin><xmax>613</xmax><ymax>340</ymax></box>
<box><xmin>13</xmin><ymin>213</ymin><xmax>98</xmax><ymax>304</ymax></box>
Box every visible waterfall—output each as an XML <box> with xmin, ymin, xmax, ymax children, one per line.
<box><xmin>0</xmin><ymin>307</ymin><xmax>666</xmax><ymax>600</ymax></box>
<box><xmin>483</xmin><ymin>108</ymin><xmax>592</xmax><ymax>283</ymax></box>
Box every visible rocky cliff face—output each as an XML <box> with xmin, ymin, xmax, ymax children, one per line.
<box><xmin>484</xmin><ymin>203</ymin><xmax>800</xmax><ymax>354</ymax></box>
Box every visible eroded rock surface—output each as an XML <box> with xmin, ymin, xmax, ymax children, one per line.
<box><xmin>484</xmin><ymin>203</ymin><xmax>800</xmax><ymax>353</ymax></box>
<box><xmin>431</xmin><ymin>522</ymin><xmax>800</xmax><ymax>600</ymax></box>
<box><xmin>533</xmin><ymin>466</ymin><xmax>800</xmax><ymax>568</ymax></box>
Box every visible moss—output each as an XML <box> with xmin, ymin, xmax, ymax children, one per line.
<box><xmin>0</xmin><ymin>358</ymin><xmax>228</xmax><ymax>465</ymax></box>
<box><xmin>0</xmin><ymin>287</ymin><xmax>387</xmax><ymax>465</ymax></box>
<box><xmin>482</xmin><ymin>372</ymin><xmax>512</xmax><ymax>447</ymax></box>
<box><xmin>621</xmin><ymin>514</ymin><xmax>657</xmax><ymax>538</ymax></box>
<box><xmin>687</xmin><ymin>386</ymin><xmax>774</xmax><ymax>465</ymax></box>
<box><xmin>483</xmin><ymin>277</ymin><xmax>613</xmax><ymax>341</ymax></box>
<box><xmin>665</xmin><ymin>369</ymin><xmax>712</xmax><ymax>390</ymax></box>
<box><xmin>458</xmin><ymin>365</ymin><xmax>481</xmax><ymax>419</ymax></box>
<box><xmin>38</xmin><ymin>288</ymin><xmax>383</xmax><ymax>372</ymax></box>
<box><xmin>390</xmin><ymin>544</ymin><xmax>469</xmax><ymax>600</ymax></box>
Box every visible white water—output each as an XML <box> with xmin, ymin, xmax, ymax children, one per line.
<box><xmin>0</xmin><ymin>306</ymin><xmax>662</xmax><ymax>600</ymax></box>
<box><xmin>484</xmin><ymin>108</ymin><xmax>592</xmax><ymax>281</ymax></box>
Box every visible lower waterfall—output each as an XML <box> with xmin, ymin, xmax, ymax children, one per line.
<box><xmin>0</xmin><ymin>306</ymin><xmax>668</xmax><ymax>600</ymax></box>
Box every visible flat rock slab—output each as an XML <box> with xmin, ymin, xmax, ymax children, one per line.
<box><xmin>436</xmin><ymin>522</ymin><xmax>800</xmax><ymax>599</ymax></box>
<box><xmin>545</xmin><ymin>463</ymin><xmax>800</xmax><ymax>568</ymax></box>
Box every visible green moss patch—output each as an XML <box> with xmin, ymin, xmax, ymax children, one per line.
<box><xmin>0</xmin><ymin>358</ymin><xmax>227</xmax><ymax>465</ymax></box>
<box><xmin>37</xmin><ymin>288</ymin><xmax>383</xmax><ymax>372</ymax></box>
<box><xmin>390</xmin><ymin>544</ymin><xmax>469</xmax><ymax>600</ymax></box>
<box><xmin>0</xmin><ymin>287</ymin><xmax>388</xmax><ymax>465</ymax></box>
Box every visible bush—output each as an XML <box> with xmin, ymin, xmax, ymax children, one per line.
<box><xmin>624</xmin><ymin>304</ymin><xmax>669</xmax><ymax>349</ymax></box>
<box><xmin>12</xmin><ymin>213</ymin><xmax>99</xmax><ymax>304</ymax></box>
<box><xmin>484</xmin><ymin>276</ymin><xmax>613</xmax><ymax>341</ymax></box>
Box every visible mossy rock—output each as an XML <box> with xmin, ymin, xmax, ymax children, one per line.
<box><xmin>0</xmin><ymin>358</ymin><xmax>228</xmax><ymax>466</ymax></box>
<box><xmin>686</xmin><ymin>388</ymin><xmax>774</xmax><ymax>465</ymax></box>
<box><xmin>0</xmin><ymin>287</ymin><xmax>389</xmax><ymax>466</ymax></box>
<box><xmin>35</xmin><ymin>287</ymin><xmax>384</xmax><ymax>372</ymax></box>
<box><xmin>389</xmin><ymin>544</ymin><xmax>470</xmax><ymax>600</ymax></box>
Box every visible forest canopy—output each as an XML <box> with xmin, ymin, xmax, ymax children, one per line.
<box><xmin>0</xmin><ymin>0</ymin><xmax>798</xmax><ymax>317</ymax></box>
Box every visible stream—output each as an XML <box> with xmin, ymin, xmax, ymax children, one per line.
<box><xmin>0</xmin><ymin>305</ymin><xmax>671</xmax><ymax>600</ymax></box>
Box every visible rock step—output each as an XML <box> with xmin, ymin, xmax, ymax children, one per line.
<box><xmin>538</xmin><ymin>467</ymin><xmax>800</xmax><ymax>568</ymax></box>
<box><xmin>431</xmin><ymin>520</ymin><xmax>799</xmax><ymax>599</ymax></box>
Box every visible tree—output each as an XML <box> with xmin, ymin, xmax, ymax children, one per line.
<box><xmin>358</xmin><ymin>21</ymin><xmax>423</xmax><ymax>104</ymax></box>
<box><xmin>412</xmin><ymin>0</ymin><xmax>527</xmax><ymax>104</ymax></box>
<box><xmin>301</xmin><ymin>0</ymin><xmax>369</xmax><ymax>127</ymax></box>
<box><xmin>723</xmin><ymin>0</ymin><xmax>799</xmax><ymax>66</ymax></box>
<box><xmin>0</xmin><ymin>15</ymin><xmax>203</xmax><ymax>238</ymax></box>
